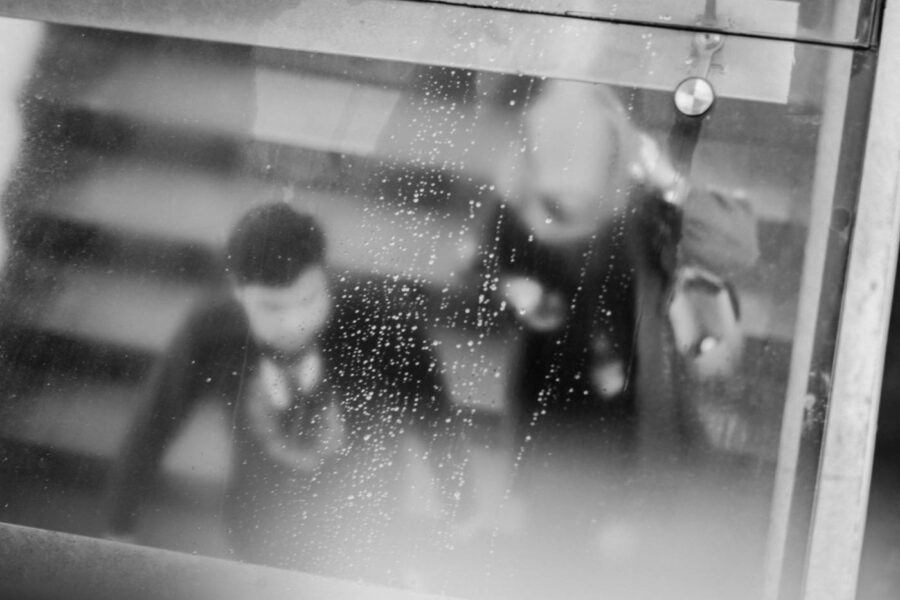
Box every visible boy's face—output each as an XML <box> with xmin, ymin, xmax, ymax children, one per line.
<box><xmin>234</xmin><ymin>266</ymin><xmax>331</xmax><ymax>354</ymax></box>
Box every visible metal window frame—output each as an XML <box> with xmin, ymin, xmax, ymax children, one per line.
<box><xmin>801</xmin><ymin>0</ymin><xmax>900</xmax><ymax>596</ymax></box>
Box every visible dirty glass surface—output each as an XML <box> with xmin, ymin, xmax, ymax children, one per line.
<box><xmin>0</xmin><ymin>0</ymin><xmax>881</xmax><ymax>48</ymax></box>
<box><xmin>436</xmin><ymin>0</ymin><xmax>880</xmax><ymax>46</ymax></box>
<box><xmin>0</xmin><ymin>12</ymin><xmax>873</xmax><ymax>600</ymax></box>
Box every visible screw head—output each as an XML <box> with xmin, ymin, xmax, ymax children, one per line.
<box><xmin>674</xmin><ymin>77</ymin><xmax>716</xmax><ymax>117</ymax></box>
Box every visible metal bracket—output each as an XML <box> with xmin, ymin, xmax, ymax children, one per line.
<box><xmin>690</xmin><ymin>32</ymin><xmax>725</xmax><ymax>79</ymax></box>
<box><xmin>673</xmin><ymin>0</ymin><xmax>725</xmax><ymax>118</ymax></box>
<box><xmin>674</xmin><ymin>32</ymin><xmax>724</xmax><ymax>117</ymax></box>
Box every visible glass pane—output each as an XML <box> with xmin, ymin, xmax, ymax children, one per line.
<box><xmin>438</xmin><ymin>0</ymin><xmax>879</xmax><ymax>46</ymax></box>
<box><xmin>0</xmin><ymin>0</ymin><xmax>847</xmax><ymax>103</ymax></box>
<box><xmin>0</xmin><ymin>0</ymin><xmax>880</xmax><ymax>49</ymax></box>
<box><xmin>0</xmin><ymin>13</ymin><xmax>873</xmax><ymax>600</ymax></box>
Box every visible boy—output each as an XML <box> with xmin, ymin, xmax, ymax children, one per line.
<box><xmin>107</xmin><ymin>203</ymin><xmax>463</xmax><ymax>583</ymax></box>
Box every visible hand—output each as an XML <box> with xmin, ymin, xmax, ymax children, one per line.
<box><xmin>501</xmin><ymin>277</ymin><xmax>566</xmax><ymax>332</ymax></box>
<box><xmin>629</xmin><ymin>134</ymin><xmax>689</xmax><ymax>206</ymax></box>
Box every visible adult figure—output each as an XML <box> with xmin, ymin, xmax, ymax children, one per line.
<box><xmin>463</xmin><ymin>83</ymin><xmax>760</xmax><ymax>577</ymax></box>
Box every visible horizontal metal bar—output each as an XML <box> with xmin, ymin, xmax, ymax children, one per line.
<box><xmin>427</xmin><ymin>0</ymin><xmax>874</xmax><ymax>49</ymax></box>
<box><xmin>0</xmin><ymin>0</ymin><xmax>803</xmax><ymax>103</ymax></box>
<box><xmin>0</xmin><ymin>521</ymin><xmax>441</xmax><ymax>600</ymax></box>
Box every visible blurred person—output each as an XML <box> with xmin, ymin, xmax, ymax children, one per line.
<box><xmin>106</xmin><ymin>202</ymin><xmax>466</xmax><ymax>585</ymax></box>
<box><xmin>462</xmin><ymin>80</ymin><xmax>759</xmax><ymax>553</ymax></box>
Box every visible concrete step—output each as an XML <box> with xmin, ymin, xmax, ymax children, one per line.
<box><xmin>36</xmin><ymin>40</ymin><xmax>403</xmax><ymax>158</ymax></box>
<box><xmin>16</xmin><ymin>211</ymin><xmax>222</xmax><ymax>282</ymax></box>
<box><xmin>0</xmin><ymin>372</ymin><xmax>231</xmax><ymax>489</ymax></box>
<box><xmin>27</xmin><ymin>159</ymin><xmax>486</xmax><ymax>286</ymax></box>
<box><xmin>6</xmin><ymin>261</ymin><xmax>206</xmax><ymax>355</ymax></box>
<box><xmin>0</xmin><ymin>375</ymin><xmax>143</xmax><ymax>462</ymax></box>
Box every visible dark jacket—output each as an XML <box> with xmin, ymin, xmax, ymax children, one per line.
<box><xmin>481</xmin><ymin>184</ymin><xmax>759</xmax><ymax>458</ymax></box>
<box><xmin>106</xmin><ymin>275</ymin><xmax>460</xmax><ymax>576</ymax></box>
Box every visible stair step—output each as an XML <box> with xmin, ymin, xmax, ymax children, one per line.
<box><xmin>30</xmin><ymin>160</ymin><xmax>485</xmax><ymax>285</ymax></box>
<box><xmin>253</xmin><ymin>68</ymin><xmax>402</xmax><ymax>156</ymax></box>
<box><xmin>17</xmin><ymin>213</ymin><xmax>221</xmax><ymax>281</ymax></box>
<box><xmin>0</xmin><ymin>374</ymin><xmax>231</xmax><ymax>486</ymax></box>
<box><xmin>9</xmin><ymin>263</ymin><xmax>206</xmax><ymax>354</ymax></box>
<box><xmin>0</xmin><ymin>378</ymin><xmax>139</xmax><ymax>460</ymax></box>
<box><xmin>29</xmin><ymin>161</ymin><xmax>265</xmax><ymax>248</ymax></box>
<box><xmin>41</xmin><ymin>42</ymin><xmax>403</xmax><ymax>158</ymax></box>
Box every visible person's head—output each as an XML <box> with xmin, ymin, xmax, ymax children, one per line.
<box><xmin>500</xmin><ymin>81</ymin><xmax>639</xmax><ymax>245</ymax></box>
<box><xmin>226</xmin><ymin>202</ymin><xmax>330</xmax><ymax>354</ymax></box>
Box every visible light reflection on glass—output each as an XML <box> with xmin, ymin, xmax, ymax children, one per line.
<box><xmin>0</xmin><ymin>19</ymin><xmax>863</xmax><ymax>600</ymax></box>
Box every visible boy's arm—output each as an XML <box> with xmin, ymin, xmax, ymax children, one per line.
<box><xmin>104</xmin><ymin>306</ymin><xmax>221</xmax><ymax>536</ymax></box>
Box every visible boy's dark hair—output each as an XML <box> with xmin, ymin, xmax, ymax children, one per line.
<box><xmin>226</xmin><ymin>203</ymin><xmax>327</xmax><ymax>286</ymax></box>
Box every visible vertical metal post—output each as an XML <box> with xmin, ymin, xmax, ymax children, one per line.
<box><xmin>762</xmin><ymin>35</ymin><xmax>854</xmax><ymax>600</ymax></box>
<box><xmin>803</xmin><ymin>0</ymin><xmax>900</xmax><ymax>596</ymax></box>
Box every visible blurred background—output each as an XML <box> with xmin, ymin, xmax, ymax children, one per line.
<box><xmin>0</xmin><ymin>12</ymin><xmax>892</xmax><ymax>600</ymax></box>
